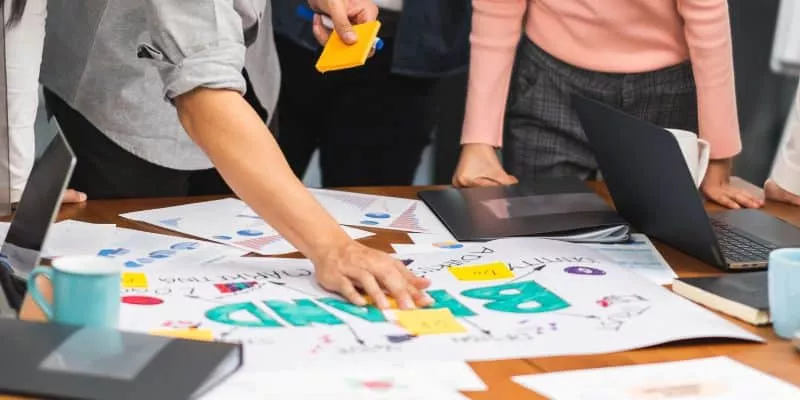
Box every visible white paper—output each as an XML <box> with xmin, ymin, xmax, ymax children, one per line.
<box><xmin>310</xmin><ymin>188</ymin><xmax>450</xmax><ymax>234</ymax></box>
<box><xmin>98</xmin><ymin>227</ymin><xmax>247</xmax><ymax>270</ymax></box>
<box><xmin>582</xmin><ymin>234</ymin><xmax>677</xmax><ymax>285</ymax></box>
<box><xmin>512</xmin><ymin>356</ymin><xmax>800</xmax><ymax>399</ymax></box>
<box><xmin>0</xmin><ymin>220</ymin><xmax>118</xmax><ymax>258</ymax></box>
<box><xmin>120</xmin><ymin>198</ymin><xmax>374</xmax><ymax>255</ymax></box>
<box><xmin>118</xmin><ymin>238</ymin><xmax>760</xmax><ymax>372</ymax></box>
<box><xmin>203</xmin><ymin>363</ymin><xmax>471</xmax><ymax>400</ymax></box>
<box><xmin>42</xmin><ymin>220</ymin><xmax>118</xmax><ymax>258</ymax></box>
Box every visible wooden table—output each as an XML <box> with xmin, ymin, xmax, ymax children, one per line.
<box><xmin>7</xmin><ymin>183</ymin><xmax>800</xmax><ymax>399</ymax></box>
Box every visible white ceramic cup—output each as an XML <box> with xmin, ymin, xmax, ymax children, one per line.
<box><xmin>667</xmin><ymin>128</ymin><xmax>711</xmax><ymax>187</ymax></box>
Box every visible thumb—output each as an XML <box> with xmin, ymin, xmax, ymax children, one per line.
<box><xmin>326</xmin><ymin>1</ymin><xmax>358</xmax><ymax>44</ymax></box>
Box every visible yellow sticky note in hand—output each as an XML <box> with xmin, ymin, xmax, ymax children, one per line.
<box><xmin>316</xmin><ymin>21</ymin><xmax>381</xmax><ymax>73</ymax></box>
<box><xmin>449</xmin><ymin>262</ymin><xmax>514</xmax><ymax>281</ymax></box>
<box><xmin>395</xmin><ymin>309</ymin><xmax>466</xmax><ymax>336</ymax></box>
<box><xmin>150</xmin><ymin>328</ymin><xmax>214</xmax><ymax>342</ymax></box>
<box><xmin>121</xmin><ymin>272</ymin><xmax>148</xmax><ymax>289</ymax></box>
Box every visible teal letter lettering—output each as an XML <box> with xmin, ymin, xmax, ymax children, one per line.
<box><xmin>460</xmin><ymin>281</ymin><xmax>569</xmax><ymax>314</ymax></box>
<box><xmin>264</xmin><ymin>299</ymin><xmax>344</xmax><ymax>327</ymax></box>
<box><xmin>205</xmin><ymin>302</ymin><xmax>282</xmax><ymax>328</ymax></box>
<box><xmin>426</xmin><ymin>289</ymin><xmax>476</xmax><ymax>317</ymax></box>
<box><xmin>318</xmin><ymin>298</ymin><xmax>387</xmax><ymax>323</ymax></box>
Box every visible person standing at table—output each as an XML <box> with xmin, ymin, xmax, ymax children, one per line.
<box><xmin>271</xmin><ymin>0</ymin><xmax>472</xmax><ymax>187</ymax></box>
<box><xmin>2</xmin><ymin>0</ymin><xmax>84</xmax><ymax>203</ymax></box>
<box><xmin>765</xmin><ymin>88</ymin><xmax>800</xmax><ymax>206</ymax></box>
<box><xmin>30</xmin><ymin>0</ymin><xmax>432</xmax><ymax>310</ymax></box>
<box><xmin>452</xmin><ymin>0</ymin><xmax>764</xmax><ymax>210</ymax></box>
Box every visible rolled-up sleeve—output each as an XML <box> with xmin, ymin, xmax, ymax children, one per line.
<box><xmin>139</xmin><ymin>0</ymin><xmax>248</xmax><ymax>100</ymax></box>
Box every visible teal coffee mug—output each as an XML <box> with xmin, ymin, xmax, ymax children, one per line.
<box><xmin>27</xmin><ymin>255</ymin><xmax>121</xmax><ymax>328</ymax></box>
<box><xmin>768</xmin><ymin>248</ymin><xmax>800</xmax><ymax>339</ymax></box>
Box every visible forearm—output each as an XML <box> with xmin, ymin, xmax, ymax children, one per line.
<box><xmin>461</xmin><ymin>0</ymin><xmax>527</xmax><ymax>147</ymax></box>
<box><xmin>175</xmin><ymin>88</ymin><xmax>350</xmax><ymax>261</ymax></box>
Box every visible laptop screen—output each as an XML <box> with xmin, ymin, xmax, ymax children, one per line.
<box><xmin>1</xmin><ymin>125</ymin><xmax>75</xmax><ymax>279</ymax></box>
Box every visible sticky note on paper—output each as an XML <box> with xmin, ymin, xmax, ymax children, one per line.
<box><xmin>150</xmin><ymin>329</ymin><xmax>214</xmax><ymax>342</ymax></box>
<box><xmin>316</xmin><ymin>20</ymin><xmax>381</xmax><ymax>73</ymax></box>
<box><xmin>121</xmin><ymin>272</ymin><xmax>148</xmax><ymax>289</ymax></box>
<box><xmin>395</xmin><ymin>309</ymin><xmax>466</xmax><ymax>335</ymax></box>
<box><xmin>364</xmin><ymin>295</ymin><xmax>399</xmax><ymax>309</ymax></box>
<box><xmin>449</xmin><ymin>262</ymin><xmax>514</xmax><ymax>281</ymax></box>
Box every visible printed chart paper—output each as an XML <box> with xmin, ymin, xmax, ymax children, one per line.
<box><xmin>99</xmin><ymin>228</ymin><xmax>247</xmax><ymax>271</ymax></box>
<box><xmin>0</xmin><ymin>220</ymin><xmax>118</xmax><ymax>258</ymax></box>
<box><xmin>202</xmin><ymin>361</ymin><xmax>482</xmax><ymax>400</ymax></box>
<box><xmin>512</xmin><ymin>356</ymin><xmax>800</xmax><ymax>399</ymax></box>
<box><xmin>309</xmin><ymin>188</ymin><xmax>450</xmax><ymax>233</ymax></box>
<box><xmin>582</xmin><ymin>234</ymin><xmax>677</xmax><ymax>285</ymax></box>
<box><xmin>118</xmin><ymin>238</ymin><xmax>761</xmax><ymax>371</ymax></box>
<box><xmin>120</xmin><ymin>198</ymin><xmax>374</xmax><ymax>255</ymax></box>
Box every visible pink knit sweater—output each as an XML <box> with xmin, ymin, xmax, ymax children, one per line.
<box><xmin>461</xmin><ymin>0</ymin><xmax>741</xmax><ymax>159</ymax></box>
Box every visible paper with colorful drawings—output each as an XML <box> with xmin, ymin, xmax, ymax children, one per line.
<box><xmin>98</xmin><ymin>227</ymin><xmax>248</xmax><ymax>270</ymax></box>
<box><xmin>117</xmin><ymin>238</ymin><xmax>761</xmax><ymax>372</ymax></box>
<box><xmin>511</xmin><ymin>356</ymin><xmax>800</xmax><ymax>399</ymax></box>
<box><xmin>119</xmin><ymin>198</ymin><xmax>375</xmax><ymax>255</ymax></box>
<box><xmin>202</xmin><ymin>361</ymin><xmax>483</xmax><ymax>400</ymax></box>
<box><xmin>308</xmin><ymin>188</ymin><xmax>451</xmax><ymax>234</ymax></box>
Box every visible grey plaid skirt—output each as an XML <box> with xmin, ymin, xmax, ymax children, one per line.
<box><xmin>503</xmin><ymin>36</ymin><xmax>699</xmax><ymax>181</ymax></box>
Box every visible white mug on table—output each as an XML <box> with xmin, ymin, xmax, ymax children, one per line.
<box><xmin>667</xmin><ymin>128</ymin><xmax>710</xmax><ymax>187</ymax></box>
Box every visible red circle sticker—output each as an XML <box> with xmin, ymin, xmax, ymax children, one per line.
<box><xmin>122</xmin><ymin>295</ymin><xmax>163</xmax><ymax>306</ymax></box>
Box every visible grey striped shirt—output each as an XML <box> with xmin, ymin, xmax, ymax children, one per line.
<box><xmin>39</xmin><ymin>0</ymin><xmax>280</xmax><ymax>170</ymax></box>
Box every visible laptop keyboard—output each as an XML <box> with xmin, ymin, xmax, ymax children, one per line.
<box><xmin>710</xmin><ymin>219</ymin><xmax>778</xmax><ymax>262</ymax></box>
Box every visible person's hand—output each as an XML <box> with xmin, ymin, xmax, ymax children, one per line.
<box><xmin>61</xmin><ymin>189</ymin><xmax>87</xmax><ymax>204</ymax></box>
<box><xmin>765</xmin><ymin>179</ymin><xmax>800</xmax><ymax>207</ymax></box>
<box><xmin>312</xmin><ymin>240</ymin><xmax>433</xmax><ymax>310</ymax></box>
<box><xmin>307</xmin><ymin>0</ymin><xmax>379</xmax><ymax>45</ymax></box>
<box><xmin>452</xmin><ymin>143</ymin><xmax>519</xmax><ymax>188</ymax></box>
<box><xmin>700</xmin><ymin>158</ymin><xmax>764</xmax><ymax>209</ymax></box>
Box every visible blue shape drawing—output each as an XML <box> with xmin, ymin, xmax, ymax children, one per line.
<box><xmin>149</xmin><ymin>250</ymin><xmax>176</xmax><ymax>259</ymax></box>
<box><xmin>159</xmin><ymin>218</ymin><xmax>182</xmax><ymax>227</ymax></box>
<box><xmin>124</xmin><ymin>261</ymin><xmax>143</xmax><ymax>268</ymax></box>
<box><xmin>564</xmin><ymin>266</ymin><xmax>606</xmax><ymax>276</ymax></box>
<box><xmin>213</xmin><ymin>235</ymin><xmax>233</xmax><ymax>241</ymax></box>
<box><xmin>386</xmin><ymin>334</ymin><xmax>416</xmax><ymax>343</ymax></box>
<box><xmin>137</xmin><ymin>258</ymin><xmax>155</xmax><ymax>264</ymax></box>
<box><xmin>365</xmin><ymin>212</ymin><xmax>391</xmax><ymax>219</ymax></box>
<box><xmin>170</xmin><ymin>242</ymin><xmax>200</xmax><ymax>250</ymax></box>
<box><xmin>237</xmin><ymin>229</ymin><xmax>264</xmax><ymax>237</ymax></box>
<box><xmin>97</xmin><ymin>248</ymin><xmax>130</xmax><ymax>258</ymax></box>
<box><xmin>360</xmin><ymin>220</ymin><xmax>379</xmax><ymax>226</ymax></box>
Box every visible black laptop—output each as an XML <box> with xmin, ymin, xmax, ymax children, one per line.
<box><xmin>573</xmin><ymin>95</ymin><xmax>800</xmax><ymax>271</ymax></box>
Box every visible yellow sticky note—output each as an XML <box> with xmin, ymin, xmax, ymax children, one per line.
<box><xmin>121</xmin><ymin>272</ymin><xmax>148</xmax><ymax>289</ymax></box>
<box><xmin>449</xmin><ymin>262</ymin><xmax>514</xmax><ymax>281</ymax></box>
<box><xmin>395</xmin><ymin>309</ymin><xmax>466</xmax><ymax>336</ymax></box>
<box><xmin>150</xmin><ymin>329</ymin><xmax>214</xmax><ymax>342</ymax></box>
<box><xmin>316</xmin><ymin>21</ymin><xmax>381</xmax><ymax>73</ymax></box>
<box><xmin>364</xmin><ymin>295</ymin><xmax>398</xmax><ymax>309</ymax></box>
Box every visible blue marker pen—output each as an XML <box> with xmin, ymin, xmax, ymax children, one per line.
<box><xmin>296</xmin><ymin>5</ymin><xmax>384</xmax><ymax>51</ymax></box>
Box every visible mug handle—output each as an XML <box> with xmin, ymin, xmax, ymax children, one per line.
<box><xmin>696</xmin><ymin>138</ymin><xmax>711</xmax><ymax>186</ymax></box>
<box><xmin>27</xmin><ymin>267</ymin><xmax>54</xmax><ymax>320</ymax></box>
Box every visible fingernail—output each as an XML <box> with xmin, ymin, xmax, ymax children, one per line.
<box><xmin>353</xmin><ymin>296</ymin><xmax>367</xmax><ymax>306</ymax></box>
<box><xmin>401</xmin><ymin>299</ymin><xmax>415</xmax><ymax>309</ymax></box>
<box><xmin>79</xmin><ymin>192</ymin><xmax>87</xmax><ymax>202</ymax></box>
<box><xmin>344</xmin><ymin>31</ymin><xmax>358</xmax><ymax>43</ymax></box>
<box><xmin>423</xmin><ymin>293</ymin><xmax>434</xmax><ymax>305</ymax></box>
